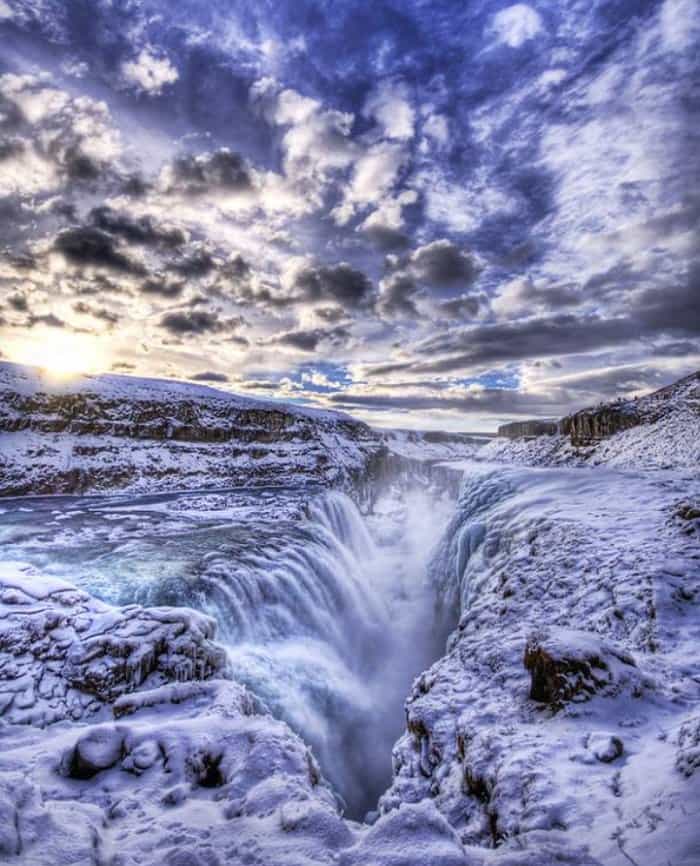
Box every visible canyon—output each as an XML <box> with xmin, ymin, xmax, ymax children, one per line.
<box><xmin>0</xmin><ymin>363</ymin><xmax>698</xmax><ymax>866</ymax></box>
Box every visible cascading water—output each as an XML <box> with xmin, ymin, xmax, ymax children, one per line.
<box><xmin>209</xmin><ymin>488</ymin><xmax>456</xmax><ymax>818</ymax></box>
<box><xmin>0</xmin><ymin>482</ymin><xmax>459</xmax><ymax>819</ymax></box>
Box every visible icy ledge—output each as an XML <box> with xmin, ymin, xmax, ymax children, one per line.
<box><xmin>0</xmin><ymin>565</ymin><xmax>459</xmax><ymax>866</ymax></box>
<box><xmin>0</xmin><ymin>561</ymin><xmax>622</xmax><ymax>866</ymax></box>
<box><xmin>381</xmin><ymin>464</ymin><xmax>700</xmax><ymax>866</ymax></box>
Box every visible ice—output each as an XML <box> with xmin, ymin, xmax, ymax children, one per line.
<box><xmin>0</xmin><ymin>364</ymin><xmax>698</xmax><ymax>865</ymax></box>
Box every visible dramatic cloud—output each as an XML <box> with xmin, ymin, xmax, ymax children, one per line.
<box><xmin>159</xmin><ymin>310</ymin><xmax>224</xmax><ymax>335</ymax></box>
<box><xmin>122</xmin><ymin>48</ymin><xmax>179</xmax><ymax>95</ymax></box>
<box><xmin>409</xmin><ymin>241</ymin><xmax>480</xmax><ymax>289</ymax></box>
<box><xmin>190</xmin><ymin>371</ymin><xmax>229</xmax><ymax>383</ymax></box>
<box><xmin>267</xmin><ymin>325</ymin><xmax>350</xmax><ymax>352</ymax></box>
<box><xmin>286</xmin><ymin>262</ymin><xmax>374</xmax><ymax>308</ymax></box>
<box><xmin>54</xmin><ymin>227</ymin><xmax>146</xmax><ymax>275</ymax></box>
<box><xmin>165</xmin><ymin>149</ymin><xmax>254</xmax><ymax>196</ymax></box>
<box><xmin>90</xmin><ymin>206</ymin><xmax>185</xmax><ymax>248</ymax></box>
<box><xmin>0</xmin><ymin>0</ymin><xmax>697</xmax><ymax>429</ymax></box>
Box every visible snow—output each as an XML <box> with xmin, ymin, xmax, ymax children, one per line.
<box><xmin>478</xmin><ymin>370</ymin><xmax>700</xmax><ymax>472</ymax></box>
<box><xmin>382</xmin><ymin>461</ymin><xmax>700</xmax><ymax>865</ymax></box>
<box><xmin>0</xmin><ymin>366</ymin><xmax>698</xmax><ymax>865</ymax></box>
<box><xmin>0</xmin><ymin>360</ymin><xmax>352</xmax><ymax>423</ymax></box>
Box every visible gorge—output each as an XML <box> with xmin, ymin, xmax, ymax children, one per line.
<box><xmin>0</xmin><ymin>362</ymin><xmax>699</xmax><ymax>866</ymax></box>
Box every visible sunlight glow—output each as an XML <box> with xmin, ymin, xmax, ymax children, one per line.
<box><xmin>11</xmin><ymin>331</ymin><xmax>110</xmax><ymax>379</ymax></box>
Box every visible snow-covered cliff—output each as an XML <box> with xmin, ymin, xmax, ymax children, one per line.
<box><xmin>481</xmin><ymin>370</ymin><xmax>700</xmax><ymax>471</ymax></box>
<box><xmin>0</xmin><ymin>367</ymin><xmax>698</xmax><ymax>866</ymax></box>
<box><xmin>0</xmin><ymin>362</ymin><xmax>385</xmax><ymax>496</ymax></box>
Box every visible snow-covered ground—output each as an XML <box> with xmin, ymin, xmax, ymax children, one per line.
<box><xmin>0</xmin><ymin>367</ymin><xmax>698</xmax><ymax>865</ymax></box>
<box><xmin>479</xmin><ymin>371</ymin><xmax>700</xmax><ymax>472</ymax></box>
<box><xmin>382</xmin><ymin>461</ymin><xmax>700</xmax><ymax>865</ymax></box>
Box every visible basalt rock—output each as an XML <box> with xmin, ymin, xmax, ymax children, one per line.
<box><xmin>524</xmin><ymin>628</ymin><xmax>640</xmax><ymax>710</ymax></box>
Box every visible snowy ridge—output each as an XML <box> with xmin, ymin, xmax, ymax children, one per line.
<box><xmin>0</xmin><ymin>362</ymin><xmax>352</xmax><ymax>421</ymax></box>
<box><xmin>383</xmin><ymin>463</ymin><xmax>700</xmax><ymax>864</ymax></box>
<box><xmin>0</xmin><ymin>361</ymin><xmax>385</xmax><ymax>496</ymax></box>
<box><xmin>479</xmin><ymin>370</ymin><xmax>700</xmax><ymax>471</ymax></box>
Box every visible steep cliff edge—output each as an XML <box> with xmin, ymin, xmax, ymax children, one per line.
<box><xmin>0</xmin><ymin>362</ymin><xmax>386</xmax><ymax>496</ymax></box>
<box><xmin>482</xmin><ymin>370</ymin><xmax>700</xmax><ymax>470</ymax></box>
<box><xmin>0</xmin><ymin>362</ymin><xmax>482</xmax><ymax>498</ymax></box>
<box><xmin>560</xmin><ymin>371</ymin><xmax>700</xmax><ymax>446</ymax></box>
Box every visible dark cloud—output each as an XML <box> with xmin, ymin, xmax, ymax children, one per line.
<box><xmin>367</xmin><ymin>313</ymin><xmax>640</xmax><ymax>377</ymax></box>
<box><xmin>268</xmin><ymin>326</ymin><xmax>350</xmax><ymax>352</ymax></box>
<box><xmin>170</xmin><ymin>149</ymin><xmax>253</xmax><ymax>195</ymax></box>
<box><xmin>650</xmin><ymin>340</ymin><xmax>699</xmax><ymax>358</ymax></box>
<box><xmin>141</xmin><ymin>275</ymin><xmax>185</xmax><ymax>298</ymax></box>
<box><xmin>438</xmin><ymin>295</ymin><xmax>483</xmax><ymax>319</ymax></box>
<box><xmin>90</xmin><ymin>206</ymin><xmax>185</xmax><ymax>248</ymax></box>
<box><xmin>377</xmin><ymin>271</ymin><xmax>419</xmax><ymax>317</ymax></box>
<box><xmin>635</xmin><ymin>262</ymin><xmax>700</xmax><ymax>334</ymax></box>
<box><xmin>159</xmin><ymin>309</ymin><xmax>243</xmax><ymax>336</ymax></box>
<box><xmin>220</xmin><ymin>253</ymin><xmax>251</xmax><ymax>281</ymax></box>
<box><xmin>315</xmin><ymin>306</ymin><xmax>346</xmax><ymax>323</ymax></box>
<box><xmin>159</xmin><ymin>309</ymin><xmax>224</xmax><ymax>335</ymax></box>
<box><xmin>7</xmin><ymin>293</ymin><xmax>29</xmax><ymax>312</ymax></box>
<box><xmin>72</xmin><ymin>301</ymin><xmax>119</xmax><ymax>325</ymax></box>
<box><xmin>121</xmin><ymin>175</ymin><xmax>151</xmax><ymax>197</ymax></box>
<box><xmin>0</xmin><ymin>136</ymin><xmax>24</xmax><ymax>160</ymax></box>
<box><xmin>27</xmin><ymin>313</ymin><xmax>66</xmax><ymax>328</ymax></box>
<box><xmin>291</xmin><ymin>263</ymin><xmax>373</xmax><ymax>308</ymax></box>
<box><xmin>62</xmin><ymin>145</ymin><xmax>101</xmax><ymax>182</ymax></box>
<box><xmin>54</xmin><ymin>227</ymin><xmax>146</xmax><ymax>275</ymax></box>
<box><xmin>409</xmin><ymin>240</ymin><xmax>480</xmax><ymax>288</ymax></box>
<box><xmin>363</xmin><ymin>224</ymin><xmax>410</xmax><ymax>251</ymax></box>
<box><xmin>229</xmin><ymin>334</ymin><xmax>251</xmax><ymax>347</ymax></box>
<box><xmin>369</xmin><ymin>273</ymin><xmax>700</xmax><ymax>376</ymax></box>
<box><xmin>170</xmin><ymin>246</ymin><xmax>216</xmax><ymax>277</ymax></box>
<box><xmin>190</xmin><ymin>371</ymin><xmax>229</xmax><ymax>382</ymax></box>
<box><xmin>493</xmin><ymin>278</ymin><xmax>582</xmax><ymax>317</ymax></box>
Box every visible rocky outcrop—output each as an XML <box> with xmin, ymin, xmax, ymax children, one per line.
<box><xmin>560</xmin><ymin>370</ymin><xmax>700</xmax><ymax>446</ymax></box>
<box><xmin>523</xmin><ymin>629</ymin><xmax>641</xmax><ymax>710</ymax></box>
<box><xmin>0</xmin><ymin>566</ymin><xmax>228</xmax><ymax>726</ymax></box>
<box><xmin>497</xmin><ymin>420</ymin><xmax>557</xmax><ymax>439</ymax></box>
<box><xmin>559</xmin><ymin>403</ymin><xmax>641</xmax><ymax>446</ymax></box>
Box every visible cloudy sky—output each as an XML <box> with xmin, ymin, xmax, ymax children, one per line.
<box><xmin>0</xmin><ymin>0</ymin><xmax>697</xmax><ymax>430</ymax></box>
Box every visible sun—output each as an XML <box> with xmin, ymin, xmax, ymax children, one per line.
<box><xmin>11</xmin><ymin>331</ymin><xmax>110</xmax><ymax>379</ymax></box>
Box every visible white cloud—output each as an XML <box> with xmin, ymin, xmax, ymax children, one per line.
<box><xmin>0</xmin><ymin>74</ymin><xmax>121</xmax><ymax>196</ymax></box>
<box><xmin>660</xmin><ymin>0</ymin><xmax>699</xmax><ymax>52</ymax></box>
<box><xmin>250</xmin><ymin>78</ymin><xmax>356</xmax><ymax>208</ymax></box>
<box><xmin>364</xmin><ymin>80</ymin><xmax>415</xmax><ymax>141</ymax></box>
<box><xmin>488</xmin><ymin>4</ymin><xmax>544</xmax><ymax>48</ymax></box>
<box><xmin>333</xmin><ymin>142</ymin><xmax>407</xmax><ymax>225</ymax></box>
<box><xmin>359</xmin><ymin>189</ymin><xmax>417</xmax><ymax>235</ymax></box>
<box><xmin>122</xmin><ymin>48</ymin><xmax>179</xmax><ymax>95</ymax></box>
<box><xmin>421</xmin><ymin>112</ymin><xmax>449</xmax><ymax>149</ymax></box>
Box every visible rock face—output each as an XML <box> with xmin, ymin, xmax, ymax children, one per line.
<box><xmin>559</xmin><ymin>403</ymin><xmax>641</xmax><ymax>445</ymax></box>
<box><xmin>497</xmin><ymin>420</ymin><xmax>558</xmax><ymax>439</ymax></box>
<box><xmin>0</xmin><ymin>362</ymin><xmax>385</xmax><ymax>496</ymax></box>
<box><xmin>381</xmin><ymin>463</ymin><xmax>700</xmax><ymax>865</ymax></box>
<box><xmin>523</xmin><ymin>629</ymin><xmax>640</xmax><ymax>709</ymax></box>
<box><xmin>560</xmin><ymin>370</ymin><xmax>700</xmax><ymax>446</ymax></box>
<box><xmin>0</xmin><ymin>565</ymin><xmax>229</xmax><ymax>726</ymax></box>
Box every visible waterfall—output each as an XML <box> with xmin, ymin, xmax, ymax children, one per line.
<box><xmin>0</xmin><ymin>484</ymin><xmax>458</xmax><ymax>821</ymax></box>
